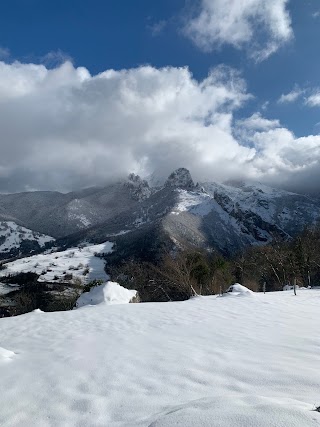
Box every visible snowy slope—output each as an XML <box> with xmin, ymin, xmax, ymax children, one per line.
<box><xmin>0</xmin><ymin>290</ymin><xmax>319</xmax><ymax>426</ymax></box>
<box><xmin>164</xmin><ymin>179</ymin><xmax>320</xmax><ymax>253</ymax></box>
<box><xmin>0</xmin><ymin>242</ymin><xmax>113</xmax><ymax>284</ymax></box>
<box><xmin>203</xmin><ymin>181</ymin><xmax>320</xmax><ymax>233</ymax></box>
<box><xmin>0</xmin><ymin>221</ymin><xmax>54</xmax><ymax>253</ymax></box>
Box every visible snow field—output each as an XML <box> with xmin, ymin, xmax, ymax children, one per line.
<box><xmin>0</xmin><ymin>242</ymin><xmax>113</xmax><ymax>284</ymax></box>
<box><xmin>0</xmin><ymin>289</ymin><xmax>319</xmax><ymax>426</ymax></box>
<box><xmin>0</xmin><ymin>346</ymin><xmax>15</xmax><ymax>361</ymax></box>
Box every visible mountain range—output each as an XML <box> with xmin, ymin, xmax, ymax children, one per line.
<box><xmin>0</xmin><ymin>168</ymin><xmax>319</xmax><ymax>260</ymax></box>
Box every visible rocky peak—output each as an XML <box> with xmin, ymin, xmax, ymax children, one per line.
<box><xmin>165</xmin><ymin>168</ymin><xmax>195</xmax><ymax>190</ymax></box>
<box><xmin>125</xmin><ymin>173</ymin><xmax>151</xmax><ymax>201</ymax></box>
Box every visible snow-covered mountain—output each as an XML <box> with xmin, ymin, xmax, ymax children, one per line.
<box><xmin>0</xmin><ymin>168</ymin><xmax>319</xmax><ymax>258</ymax></box>
<box><xmin>165</xmin><ymin>178</ymin><xmax>320</xmax><ymax>254</ymax></box>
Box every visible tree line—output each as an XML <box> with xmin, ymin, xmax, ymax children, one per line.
<box><xmin>109</xmin><ymin>224</ymin><xmax>320</xmax><ymax>302</ymax></box>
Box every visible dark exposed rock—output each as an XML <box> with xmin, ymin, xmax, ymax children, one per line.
<box><xmin>165</xmin><ymin>168</ymin><xmax>195</xmax><ymax>190</ymax></box>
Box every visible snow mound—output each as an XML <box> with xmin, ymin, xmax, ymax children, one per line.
<box><xmin>225</xmin><ymin>283</ymin><xmax>255</xmax><ymax>296</ymax></box>
<box><xmin>75</xmin><ymin>281</ymin><xmax>137</xmax><ymax>308</ymax></box>
<box><xmin>149</xmin><ymin>396</ymin><xmax>319</xmax><ymax>427</ymax></box>
<box><xmin>0</xmin><ymin>347</ymin><xmax>15</xmax><ymax>361</ymax></box>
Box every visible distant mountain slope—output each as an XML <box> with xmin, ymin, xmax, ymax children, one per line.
<box><xmin>162</xmin><ymin>179</ymin><xmax>320</xmax><ymax>255</ymax></box>
<box><xmin>0</xmin><ymin>221</ymin><xmax>54</xmax><ymax>259</ymax></box>
<box><xmin>0</xmin><ymin>168</ymin><xmax>319</xmax><ymax>259</ymax></box>
<box><xmin>0</xmin><ymin>241</ymin><xmax>112</xmax><ymax>284</ymax></box>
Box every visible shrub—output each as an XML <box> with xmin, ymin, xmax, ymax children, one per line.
<box><xmin>83</xmin><ymin>279</ymin><xmax>104</xmax><ymax>293</ymax></box>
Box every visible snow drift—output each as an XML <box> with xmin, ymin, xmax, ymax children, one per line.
<box><xmin>225</xmin><ymin>283</ymin><xmax>255</xmax><ymax>296</ymax></box>
<box><xmin>75</xmin><ymin>281</ymin><xmax>138</xmax><ymax>308</ymax></box>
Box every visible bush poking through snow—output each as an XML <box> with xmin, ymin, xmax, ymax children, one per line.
<box><xmin>83</xmin><ymin>279</ymin><xmax>104</xmax><ymax>294</ymax></box>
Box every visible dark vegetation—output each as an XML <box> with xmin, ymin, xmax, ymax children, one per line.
<box><xmin>108</xmin><ymin>224</ymin><xmax>320</xmax><ymax>302</ymax></box>
<box><xmin>0</xmin><ymin>272</ymin><xmax>82</xmax><ymax>316</ymax></box>
<box><xmin>0</xmin><ymin>239</ymin><xmax>54</xmax><ymax>261</ymax></box>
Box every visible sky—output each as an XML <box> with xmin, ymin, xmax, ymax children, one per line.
<box><xmin>0</xmin><ymin>0</ymin><xmax>320</xmax><ymax>193</ymax></box>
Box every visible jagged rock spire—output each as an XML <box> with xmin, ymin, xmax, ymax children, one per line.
<box><xmin>125</xmin><ymin>173</ymin><xmax>151</xmax><ymax>201</ymax></box>
<box><xmin>165</xmin><ymin>168</ymin><xmax>195</xmax><ymax>190</ymax></box>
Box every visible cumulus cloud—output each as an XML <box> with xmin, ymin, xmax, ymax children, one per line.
<box><xmin>236</xmin><ymin>123</ymin><xmax>320</xmax><ymax>193</ymax></box>
<box><xmin>0</xmin><ymin>60</ymin><xmax>320</xmax><ymax>193</ymax></box>
<box><xmin>237</xmin><ymin>113</ymin><xmax>280</xmax><ymax>131</ymax></box>
<box><xmin>278</xmin><ymin>86</ymin><xmax>304</xmax><ymax>104</ymax></box>
<box><xmin>182</xmin><ymin>0</ymin><xmax>293</xmax><ymax>61</ymax></box>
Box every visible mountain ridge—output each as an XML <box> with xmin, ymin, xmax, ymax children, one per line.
<box><xmin>0</xmin><ymin>168</ymin><xmax>319</xmax><ymax>259</ymax></box>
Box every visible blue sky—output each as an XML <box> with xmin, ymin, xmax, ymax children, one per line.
<box><xmin>0</xmin><ymin>0</ymin><xmax>320</xmax><ymax>192</ymax></box>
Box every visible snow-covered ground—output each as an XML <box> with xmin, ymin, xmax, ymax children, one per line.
<box><xmin>0</xmin><ymin>242</ymin><xmax>113</xmax><ymax>284</ymax></box>
<box><xmin>0</xmin><ymin>289</ymin><xmax>319</xmax><ymax>426</ymax></box>
<box><xmin>0</xmin><ymin>221</ymin><xmax>54</xmax><ymax>253</ymax></box>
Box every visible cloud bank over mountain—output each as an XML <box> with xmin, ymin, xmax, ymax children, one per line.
<box><xmin>0</xmin><ymin>60</ymin><xmax>319</xmax><ymax>193</ymax></box>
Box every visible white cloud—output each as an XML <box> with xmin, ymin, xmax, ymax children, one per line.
<box><xmin>245</xmin><ymin>128</ymin><xmax>320</xmax><ymax>192</ymax></box>
<box><xmin>278</xmin><ymin>87</ymin><xmax>320</xmax><ymax>108</ymax></box>
<box><xmin>278</xmin><ymin>86</ymin><xmax>303</xmax><ymax>104</ymax></box>
<box><xmin>0</xmin><ymin>60</ymin><xmax>319</xmax><ymax>193</ymax></box>
<box><xmin>148</xmin><ymin>20</ymin><xmax>167</xmax><ymax>36</ymax></box>
<box><xmin>312</xmin><ymin>10</ymin><xmax>320</xmax><ymax>18</ymax></box>
<box><xmin>305</xmin><ymin>92</ymin><xmax>320</xmax><ymax>107</ymax></box>
<box><xmin>183</xmin><ymin>0</ymin><xmax>293</xmax><ymax>61</ymax></box>
<box><xmin>237</xmin><ymin>113</ymin><xmax>280</xmax><ymax>131</ymax></box>
<box><xmin>40</xmin><ymin>50</ymin><xmax>72</xmax><ymax>67</ymax></box>
<box><xmin>0</xmin><ymin>61</ymin><xmax>251</xmax><ymax>191</ymax></box>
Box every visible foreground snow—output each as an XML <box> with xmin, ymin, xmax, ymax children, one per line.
<box><xmin>0</xmin><ymin>290</ymin><xmax>320</xmax><ymax>426</ymax></box>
